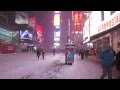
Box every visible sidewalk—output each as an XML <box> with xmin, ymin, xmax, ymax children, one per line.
<box><xmin>0</xmin><ymin>51</ymin><xmax>34</xmax><ymax>56</ymax></box>
<box><xmin>85</xmin><ymin>55</ymin><xmax>120</xmax><ymax>79</ymax></box>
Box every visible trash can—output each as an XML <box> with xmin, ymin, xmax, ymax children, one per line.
<box><xmin>65</xmin><ymin>44</ymin><xmax>75</xmax><ymax>65</ymax></box>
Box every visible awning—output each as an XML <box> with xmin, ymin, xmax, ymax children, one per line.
<box><xmin>90</xmin><ymin>23</ymin><xmax>120</xmax><ymax>41</ymax></box>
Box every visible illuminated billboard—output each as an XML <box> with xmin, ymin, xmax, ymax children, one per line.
<box><xmin>98</xmin><ymin>11</ymin><xmax>120</xmax><ymax>35</ymax></box>
<box><xmin>55</xmin><ymin>25</ymin><xmax>60</xmax><ymax>29</ymax></box>
<box><xmin>55</xmin><ymin>11</ymin><xmax>60</xmax><ymax>14</ymax></box>
<box><xmin>35</xmin><ymin>25</ymin><xmax>42</xmax><ymax>32</ymax></box>
<box><xmin>29</xmin><ymin>17</ymin><xmax>36</xmax><ymax>28</ymax></box>
<box><xmin>55</xmin><ymin>28</ymin><xmax>60</xmax><ymax>31</ymax></box>
<box><xmin>20</xmin><ymin>30</ymin><xmax>33</xmax><ymax>40</ymax></box>
<box><xmin>54</xmin><ymin>31</ymin><xmax>60</xmax><ymax>37</ymax></box>
<box><xmin>72</xmin><ymin>11</ymin><xmax>83</xmax><ymax>31</ymax></box>
<box><xmin>35</xmin><ymin>25</ymin><xmax>42</xmax><ymax>41</ymax></box>
<box><xmin>83</xmin><ymin>18</ymin><xmax>90</xmax><ymax>44</ymax></box>
<box><xmin>54</xmin><ymin>38</ymin><xmax>60</xmax><ymax>41</ymax></box>
<box><xmin>54</xmin><ymin>14</ymin><xmax>60</xmax><ymax>26</ymax></box>
<box><xmin>89</xmin><ymin>11</ymin><xmax>120</xmax><ymax>37</ymax></box>
<box><xmin>89</xmin><ymin>11</ymin><xmax>102</xmax><ymax>36</ymax></box>
<box><xmin>15</xmin><ymin>11</ymin><xmax>29</xmax><ymax>24</ymax></box>
<box><xmin>54</xmin><ymin>43</ymin><xmax>60</xmax><ymax>46</ymax></box>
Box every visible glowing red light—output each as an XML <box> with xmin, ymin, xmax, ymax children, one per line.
<box><xmin>35</xmin><ymin>25</ymin><xmax>42</xmax><ymax>32</ymax></box>
<box><xmin>73</xmin><ymin>11</ymin><xmax>83</xmax><ymax>31</ymax></box>
<box><xmin>35</xmin><ymin>25</ymin><xmax>43</xmax><ymax>41</ymax></box>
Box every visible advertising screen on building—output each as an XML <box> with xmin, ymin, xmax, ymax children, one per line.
<box><xmin>54</xmin><ymin>43</ymin><xmax>60</xmax><ymax>46</ymax></box>
<box><xmin>72</xmin><ymin>11</ymin><xmax>83</xmax><ymax>31</ymax></box>
<box><xmin>54</xmin><ymin>14</ymin><xmax>60</xmax><ymax>26</ymax></box>
<box><xmin>54</xmin><ymin>31</ymin><xmax>60</xmax><ymax>37</ymax></box>
<box><xmin>74</xmin><ymin>11</ymin><xmax>82</xmax><ymax>23</ymax></box>
<box><xmin>20</xmin><ymin>30</ymin><xmax>33</xmax><ymax>40</ymax></box>
<box><xmin>83</xmin><ymin>18</ymin><xmax>90</xmax><ymax>44</ymax></box>
<box><xmin>0</xmin><ymin>12</ymin><xmax>7</xmax><ymax>25</ymax></box>
<box><xmin>54</xmin><ymin>38</ymin><xmax>60</xmax><ymax>41</ymax></box>
<box><xmin>55</xmin><ymin>28</ymin><xmax>60</xmax><ymax>31</ymax></box>
<box><xmin>55</xmin><ymin>11</ymin><xmax>60</xmax><ymax>14</ymax></box>
<box><xmin>98</xmin><ymin>11</ymin><xmax>120</xmax><ymax>35</ymax></box>
<box><xmin>0</xmin><ymin>28</ymin><xmax>12</xmax><ymax>42</ymax></box>
<box><xmin>35</xmin><ymin>25</ymin><xmax>42</xmax><ymax>32</ymax></box>
<box><xmin>55</xmin><ymin>25</ymin><xmax>60</xmax><ymax>29</ymax></box>
<box><xmin>35</xmin><ymin>25</ymin><xmax>42</xmax><ymax>41</ymax></box>
<box><xmin>15</xmin><ymin>11</ymin><xmax>29</xmax><ymax>24</ymax></box>
<box><xmin>89</xmin><ymin>11</ymin><xmax>102</xmax><ymax>36</ymax></box>
<box><xmin>29</xmin><ymin>17</ymin><xmax>36</xmax><ymax>28</ymax></box>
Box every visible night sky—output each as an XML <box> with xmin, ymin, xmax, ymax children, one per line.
<box><xmin>29</xmin><ymin>11</ymin><xmax>71</xmax><ymax>50</ymax></box>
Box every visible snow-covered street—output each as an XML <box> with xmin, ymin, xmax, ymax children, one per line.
<box><xmin>0</xmin><ymin>52</ymin><xmax>119</xmax><ymax>79</ymax></box>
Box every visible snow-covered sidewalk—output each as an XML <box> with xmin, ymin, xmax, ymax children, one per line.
<box><xmin>0</xmin><ymin>52</ymin><xmax>119</xmax><ymax>79</ymax></box>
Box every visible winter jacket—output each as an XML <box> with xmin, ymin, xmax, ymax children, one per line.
<box><xmin>37</xmin><ymin>50</ymin><xmax>41</xmax><ymax>55</ymax></box>
<box><xmin>42</xmin><ymin>51</ymin><xmax>45</xmax><ymax>56</ymax></box>
<box><xmin>116</xmin><ymin>51</ymin><xmax>120</xmax><ymax>65</ymax></box>
<box><xmin>99</xmin><ymin>49</ymin><xmax>114</xmax><ymax>67</ymax></box>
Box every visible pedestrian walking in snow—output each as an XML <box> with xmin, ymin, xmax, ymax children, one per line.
<box><xmin>80</xmin><ymin>49</ymin><xmax>84</xmax><ymax>60</ymax></box>
<box><xmin>42</xmin><ymin>49</ymin><xmax>45</xmax><ymax>60</ymax></box>
<box><xmin>79</xmin><ymin>49</ymin><xmax>81</xmax><ymax>56</ymax></box>
<box><xmin>85</xmin><ymin>49</ymin><xmax>89</xmax><ymax>58</ymax></box>
<box><xmin>99</xmin><ymin>45</ymin><xmax>114</xmax><ymax>79</ymax></box>
<box><xmin>116</xmin><ymin>51</ymin><xmax>120</xmax><ymax>69</ymax></box>
<box><xmin>36</xmin><ymin>49</ymin><xmax>41</xmax><ymax>60</ymax></box>
<box><xmin>115</xmin><ymin>50</ymin><xmax>120</xmax><ymax>79</ymax></box>
<box><xmin>52</xmin><ymin>48</ymin><xmax>55</xmax><ymax>55</ymax></box>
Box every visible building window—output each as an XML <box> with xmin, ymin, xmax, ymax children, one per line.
<box><xmin>101</xmin><ymin>11</ymin><xmax>104</xmax><ymax>21</ymax></box>
<box><xmin>111</xmin><ymin>11</ymin><xmax>116</xmax><ymax>15</ymax></box>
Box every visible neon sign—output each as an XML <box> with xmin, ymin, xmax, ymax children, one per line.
<box><xmin>54</xmin><ymin>14</ymin><xmax>60</xmax><ymax>26</ymax></box>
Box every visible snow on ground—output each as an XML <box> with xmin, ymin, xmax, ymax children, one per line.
<box><xmin>0</xmin><ymin>52</ymin><xmax>65</xmax><ymax>79</ymax></box>
<box><xmin>0</xmin><ymin>52</ymin><xmax>119</xmax><ymax>79</ymax></box>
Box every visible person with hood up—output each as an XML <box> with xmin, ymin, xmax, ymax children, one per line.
<box><xmin>99</xmin><ymin>45</ymin><xmax>114</xmax><ymax>79</ymax></box>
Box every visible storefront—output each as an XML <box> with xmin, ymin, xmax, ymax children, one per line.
<box><xmin>0</xmin><ymin>27</ymin><xmax>16</xmax><ymax>54</ymax></box>
<box><xmin>89</xmin><ymin>11</ymin><xmax>120</xmax><ymax>60</ymax></box>
<box><xmin>111</xmin><ymin>26</ymin><xmax>120</xmax><ymax>53</ymax></box>
<box><xmin>91</xmin><ymin>25</ymin><xmax>120</xmax><ymax>58</ymax></box>
<box><xmin>90</xmin><ymin>32</ymin><xmax>111</xmax><ymax>57</ymax></box>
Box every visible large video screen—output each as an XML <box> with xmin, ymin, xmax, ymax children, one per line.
<box><xmin>54</xmin><ymin>14</ymin><xmax>60</xmax><ymax>26</ymax></box>
<box><xmin>54</xmin><ymin>37</ymin><xmax>60</xmax><ymax>41</ymax></box>
<box><xmin>54</xmin><ymin>43</ymin><xmax>60</xmax><ymax>46</ymax></box>
<box><xmin>54</xmin><ymin>31</ymin><xmax>60</xmax><ymax>37</ymax></box>
<box><xmin>15</xmin><ymin>11</ymin><xmax>29</xmax><ymax>24</ymax></box>
<box><xmin>20</xmin><ymin>30</ymin><xmax>33</xmax><ymax>40</ymax></box>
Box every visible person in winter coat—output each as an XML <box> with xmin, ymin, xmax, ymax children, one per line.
<box><xmin>115</xmin><ymin>50</ymin><xmax>120</xmax><ymax>79</ymax></box>
<box><xmin>42</xmin><ymin>49</ymin><xmax>45</xmax><ymax>60</ymax></box>
<box><xmin>80</xmin><ymin>49</ymin><xmax>84</xmax><ymax>60</ymax></box>
<box><xmin>78</xmin><ymin>49</ymin><xmax>81</xmax><ymax>56</ymax></box>
<box><xmin>99</xmin><ymin>45</ymin><xmax>114</xmax><ymax>79</ymax></box>
<box><xmin>115</xmin><ymin>51</ymin><xmax>120</xmax><ymax>70</ymax></box>
<box><xmin>52</xmin><ymin>48</ymin><xmax>55</xmax><ymax>55</ymax></box>
<box><xmin>36</xmin><ymin>49</ymin><xmax>41</xmax><ymax>60</ymax></box>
